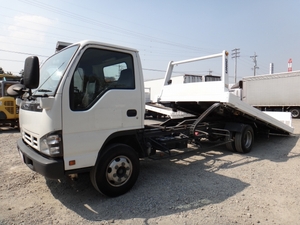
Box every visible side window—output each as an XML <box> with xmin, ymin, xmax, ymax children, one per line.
<box><xmin>73</xmin><ymin>68</ymin><xmax>84</xmax><ymax>92</ymax></box>
<box><xmin>69</xmin><ymin>48</ymin><xmax>135</xmax><ymax>111</ymax></box>
<box><xmin>103</xmin><ymin>63</ymin><xmax>135</xmax><ymax>89</ymax></box>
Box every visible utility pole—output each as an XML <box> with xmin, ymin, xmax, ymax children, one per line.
<box><xmin>250</xmin><ymin>52</ymin><xmax>259</xmax><ymax>76</ymax></box>
<box><xmin>231</xmin><ymin>48</ymin><xmax>240</xmax><ymax>83</ymax></box>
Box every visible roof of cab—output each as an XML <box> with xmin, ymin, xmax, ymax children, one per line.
<box><xmin>71</xmin><ymin>40</ymin><xmax>139</xmax><ymax>53</ymax></box>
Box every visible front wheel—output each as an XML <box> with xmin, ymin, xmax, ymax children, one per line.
<box><xmin>90</xmin><ymin>144</ymin><xmax>140</xmax><ymax>197</ymax></box>
<box><xmin>235</xmin><ymin>125</ymin><xmax>254</xmax><ymax>153</ymax></box>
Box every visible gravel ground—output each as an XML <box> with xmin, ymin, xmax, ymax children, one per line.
<box><xmin>1</xmin><ymin>120</ymin><xmax>300</xmax><ymax>225</ymax></box>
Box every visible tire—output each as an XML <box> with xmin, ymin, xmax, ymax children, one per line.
<box><xmin>235</xmin><ymin>125</ymin><xmax>254</xmax><ymax>153</ymax></box>
<box><xmin>90</xmin><ymin>144</ymin><xmax>140</xmax><ymax>197</ymax></box>
<box><xmin>289</xmin><ymin>108</ymin><xmax>300</xmax><ymax>118</ymax></box>
<box><xmin>225</xmin><ymin>132</ymin><xmax>236</xmax><ymax>152</ymax></box>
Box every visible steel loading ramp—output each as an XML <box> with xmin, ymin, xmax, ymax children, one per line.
<box><xmin>145</xmin><ymin>103</ymin><xmax>195</xmax><ymax>119</ymax></box>
<box><xmin>167</xmin><ymin>93</ymin><xmax>294</xmax><ymax>135</ymax></box>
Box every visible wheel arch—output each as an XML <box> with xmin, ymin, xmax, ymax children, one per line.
<box><xmin>224</xmin><ymin>122</ymin><xmax>256</xmax><ymax>133</ymax></box>
<box><xmin>0</xmin><ymin>111</ymin><xmax>7</xmax><ymax>120</ymax></box>
<box><xmin>99</xmin><ymin>130</ymin><xmax>145</xmax><ymax>159</ymax></box>
<box><xmin>90</xmin><ymin>142</ymin><xmax>140</xmax><ymax>197</ymax></box>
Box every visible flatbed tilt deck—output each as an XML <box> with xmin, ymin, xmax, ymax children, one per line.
<box><xmin>141</xmin><ymin>50</ymin><xmax>293</xmax><ymax>156</ymax></box>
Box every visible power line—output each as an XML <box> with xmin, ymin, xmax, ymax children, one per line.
<box><xmin>1</xmin><ymin>2</ymin><xmax>231</xmax><ymax>75</ymax></box>
<box><xmin>0</xmin><ymin>59</ymin><xmax>24</xmax><ymax>62</ymax></box>
<box><xmin>1</xmin><ymin>3</ymin><xmax>222</xmax><ymax>75</ymax></box>
<box><xmin>0</xmin><ymin>49</ymin><xmax>49</xmax><ymax>57</ymax></box>
<box><xmin>142</xmin><ymin>68</ymin><xmax>166</xmax><ymax>73</ymax></box>
<box><xmin>16</xmin><ymin>0</ymin><xmax>213</xmax><ymax>53</ymax></box>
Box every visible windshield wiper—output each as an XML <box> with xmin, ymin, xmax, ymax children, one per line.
<box><xmin>30</xmin><ymin>93</ymin><xmax>49</xmax><ymax>99</ymax></box>
<box><xmin>37</xmin><ymin>89</ymin><xmax>52</xmax><ymax>92</ymax></box>
<box><xmin>31</xmin><ymin>89</ymin><xmax>51</xmax><ymax>98</ymax></box>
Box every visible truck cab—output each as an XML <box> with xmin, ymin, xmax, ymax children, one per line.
<box><xmin>15</xmin><ymin>41</ymin><xmax>145</xmax><ymax>196</ymax></box>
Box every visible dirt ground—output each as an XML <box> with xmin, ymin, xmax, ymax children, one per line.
<box><xmin>1</xmin><ymin>120</ymin><xmax>300</xmax><ymax>225</ymax></box>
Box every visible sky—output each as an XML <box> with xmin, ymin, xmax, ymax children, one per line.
<box><xmin>0</xmin><ymin>0</ymin><xmax>299</xmax><ymax>83</ymax></box>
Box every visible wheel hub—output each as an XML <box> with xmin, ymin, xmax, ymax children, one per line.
<box><xmin>243</xmin><ymin>131</ymin><xmax>253</xmax><ymax>148</ymax></box>
<box><xmin>106</xmin><ymin>156</ymin><xmax>132</xmax><ymax>187</ymax></box>
<box><xmin>291</xmin><ymin>109</ymin><xmax>299</xmax><ymax>118</ymax></box>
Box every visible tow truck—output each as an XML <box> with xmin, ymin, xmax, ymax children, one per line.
<box><xmin>8</xmin><ymin>41</ymin><xmax>293</xmax><ymax>197</ymax></box>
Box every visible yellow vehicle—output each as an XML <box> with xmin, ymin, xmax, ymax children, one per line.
<box><xmin>0</xmin><ymin>73</ymin><xmax>21</xmax><ymax>81</ymax></box>
<box><xmin>0</xmin><ymin>75</ymin><xmax>21</xmax><ymax>128</ymax></box>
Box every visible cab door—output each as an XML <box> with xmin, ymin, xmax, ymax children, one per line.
<box><xmin>62</xmin><ymin>46</ymin><xmax>143</xmax><ymax>170</ymax></box>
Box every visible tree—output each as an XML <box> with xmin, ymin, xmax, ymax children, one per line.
<box><xmin>19</xmin><ymin>69</ymin><xmax>24</xmax><ymax>76</ymax></box>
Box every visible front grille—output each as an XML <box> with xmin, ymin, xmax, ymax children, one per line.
<box><xmin>24</xmin><ymin>132</ymin><xmax>38</xmax><ymax>149</ymax></box>
<box><xmin>4</xmin><ymin>101</ymin><xmax>14</xmax><ymax>115</ymax></box>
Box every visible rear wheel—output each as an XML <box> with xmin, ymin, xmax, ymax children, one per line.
<box><xmin>235</xmin><ymin>125</ymin><xmax>254</xmax><ymax>153</ymax></box>
<box><xmin>90</xmin><ymin>144</ymin><xmax>140</xmax><ymax>197</ymax></box>
<box><xmin>289</xmin><ymin>108</ymin><xmax>300</xmax><ymax>118</ymax></box>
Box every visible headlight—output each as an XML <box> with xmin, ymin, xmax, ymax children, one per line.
<box><xmin>40</xmin><ymin>131</ymin><xmax>63</xmax><ymax>157</ymax></box>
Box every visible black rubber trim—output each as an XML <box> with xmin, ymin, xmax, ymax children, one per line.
<box><xmin>17</xmin><ymin>138</ymin><xmax>65</xmax><ymax>179</ymax></box>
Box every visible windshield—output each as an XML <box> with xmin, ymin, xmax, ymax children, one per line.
<box><xmin>32</xmin><ymin>45</ymin><xmax>79</xmax><ymax>96</ymax></box>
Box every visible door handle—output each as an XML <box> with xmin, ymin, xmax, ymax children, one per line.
<box><xmin>127</xmin><ymin>109</ymin><xmax>137</xmax><ymax>117</ymax></box>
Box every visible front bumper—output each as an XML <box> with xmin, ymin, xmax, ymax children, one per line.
<box><xmin>17</xmin><ymin>138</ymin><xmax>65</xmax><ymax>179</ymax></box>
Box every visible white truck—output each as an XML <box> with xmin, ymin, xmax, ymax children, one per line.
<box><xmin>9</xmin><ymin>40</ymin><xmax>293</xmax><ymax>197</ymax></box>
<box><xmin>231</xmin><ymin>71</ymin><xmax>300</xmax><ymax>118</ymax></box>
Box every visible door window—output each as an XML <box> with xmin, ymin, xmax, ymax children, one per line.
<box><xmin>70</xmin><ymin>48</ymin><xmax>135</xmax><ymax>111</ymax></box>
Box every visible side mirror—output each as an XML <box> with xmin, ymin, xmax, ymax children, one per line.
<box><xmin>7</xmin><ymin>83</ymin><xmax>25</xmax><ymax>97</ymax></box>
<box><xmin>23</xmin><ymin>56</ymin><xmax>40</xmax><ymax>89</ymax></box>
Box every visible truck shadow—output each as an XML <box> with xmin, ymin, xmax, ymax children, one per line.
<box><xmin>248</xmin><ymin>134</ymin><xmax>300</xmax><ymax>162</ymax></box>
<box><xmin>45</xmin><ymin>133</ymin><xmax>299</xmax><ymax>222</ymax></box>
<box><xmin>0</xmin><ymin>127</ymin><xmax>19</xmax><ymax>133</ymax></box>
<box><xmin>46</xmin><ymin>157</ymin><xmax>249</xmax><ymax>222</ymax></box>
<box><xmin>202</xmin><ymin>134</ymin><xmax>300</xmax><ymax>173</ymax></box>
